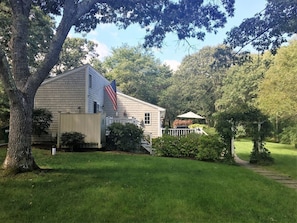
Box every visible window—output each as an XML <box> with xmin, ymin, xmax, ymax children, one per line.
<box><xmin>89</xmin><ymin>74</ymin><xmax>92</xmax><ymax>88</ymax></box>
<box><xmin>93</xmin><ymin>101</ymin><xmax>97</xmax><ymax>113</ymax></box>
<box><xmin>144</xmin><ymin>113</ymin><xmax>151</xmax><ymax>125</ymax></box>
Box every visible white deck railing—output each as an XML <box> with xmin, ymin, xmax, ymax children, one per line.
<box><xmin>106</xmin><ymin>116</ymin><xmax>140</xmax><ymax>127</ymax></box>
<box><xmin>161</xmin><ymin>128</ymin><xmax>207</xmax><ymax>136</ymax></box>
<box><xmin>105</xmin><ymin>116</ymin><xmax>142</xmax><ymax>136</ymax></box>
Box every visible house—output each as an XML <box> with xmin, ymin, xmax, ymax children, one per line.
<box><xmin>34</xmin><ymin>64</ymin><xmax>166</xmax><ymax>148</ymax></box>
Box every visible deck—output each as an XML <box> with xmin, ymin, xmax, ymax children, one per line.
<box><xmin>161</xmin><ymin>127</ymin><xmax>208</xmax><ymax>136</ymax></box>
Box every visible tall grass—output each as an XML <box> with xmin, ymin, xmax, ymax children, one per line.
<box><xmin>235</xmin><ymin>139</ymin><xmax>297</xmax><ymax>179</ymax></box>
<box><xmin>1</xmin><ymin>148</ymin><xmax>297</xmax><ymax>222</ymax></box>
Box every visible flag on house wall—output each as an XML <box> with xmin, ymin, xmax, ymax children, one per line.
<box><xmin>105</xmin><ymin>80</ymin><xmax>117</xmax><ymax>110</ymax></box>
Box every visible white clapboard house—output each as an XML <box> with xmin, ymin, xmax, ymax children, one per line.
<box><xmin>34</xmin><ymin>64</ymin><xmax>166</xmax><ymax>150</ymax></box>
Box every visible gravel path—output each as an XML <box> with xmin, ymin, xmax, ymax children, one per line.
<box><xmin>234</xmin><ymin>155</ymin><xmax>297</xmax><ymax>191</ymax></box>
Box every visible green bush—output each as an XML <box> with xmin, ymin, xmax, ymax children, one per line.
<box><xmin>196</xmin><ymin>135</ymin><xmax>225</xmax><ymax>161</ymax></box>
<box><xmin>250</xmin><ymin>146</ymin><xmax>274</xmax><ymax>165</ymax></box>
<box><xmin>32</xmin><ymin>108</ymin><xmax>53</xmax><ymax>136</ymax></box>
<box><xmin>280</xmin><ymin>125</ymin><xmax>297</xmax><ymax>146</ymax></box>
<box><xmin>153</xmin><ymin>135</ymin><xmax>184</xmax><ymax>157</ymax></box>
<box><xmin>153</xmin><ymin>134</ymin><xmax>225</xmax><ymax>161</ymax></box>
<box><xmin>107</xmin><ymin>123</ymin><xmax>143</xmax><ymax>152</ymax></box>
<box><xmin>61</xmin><ymin>132</ymin><xmax>85</xmax><ymax>151</ymax></box>
<box><xmin>178</xmin><ymin>134</ymin><xmax>200</xmax><ymax>158</ymax></box>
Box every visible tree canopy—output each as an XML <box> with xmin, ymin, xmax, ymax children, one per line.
<box><xmin>0</xmin><ymin>2</ymin><xmax>55</xmax><ymax>68</ymax></box>
<box><xmin>160</xmin><ymin>45</ymin><xmax>235</xmax><ymax>125</ymax></box>
<box><xmin>215</xmin><ymin>52</ymin><xmax>274</xmax><ymax>111</ymax></box>
<box><xmin>225</xmin><ymin>0</ymin><xmax>297</xmax><ymax>53</ymax></box>
<box><xmin>102</xmin><ymin>45</ymin><xmax>172</xmax><ymax>105</ymax></box>
<box><xmin>52</xmin><ymin>37</ymin><xmax>99</xmax><ymax>75</ymax></box>
<box><xmin>257</xmin><ymin>40</ymin><xmax>297</xmax><ymax>119</ymax></box>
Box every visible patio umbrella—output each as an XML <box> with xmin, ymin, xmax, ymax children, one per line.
<box><xmin>177</xmin><ymin>111</ymin><xmax>205</xmax><ymax>119</ymax></box>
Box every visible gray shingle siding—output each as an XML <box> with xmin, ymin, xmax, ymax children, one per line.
<box><xmin>34</xmin><ymin>64</ymin><xmax>166</xmax><ymax>142</ymax></box>
<box><xmin>34</xmin><ymin>66</ymin><xmax>87</xmax><ymax>138</ymax></box>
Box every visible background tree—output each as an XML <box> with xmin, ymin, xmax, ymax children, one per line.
<box><xmin>162</xmin><ymin>45</ymin><xmax>234</xmax><ymax>125</ymax></box>
<box><xmin>257</xmin><ymin>40</ymin><xmax>297</xmax><ymax>119</ymax></box>
<box><xmin>91</xmin><ymin>59</ymin><xmax>107</xmax><ymax>75</ymax></box>
<box><xmin>0</xmin><ymin>0</ymin><xmax>235</xmax><ymax>172</ymax></box>
<box><xmin>103</xmin><ymin>45</ymin><xmax>172</xmax><ymax>104</ymax></box>
<box><xmin>52</xmin><ymin>37</ymin><xmax>99</xmax><ymax>75</ymax></box>
<box><xmin>215</xmin><ymin>52</ymin><xmax>274</xmax><ymax>112</ymax></box>
<box><xmin>257</xmin><ymin>40</ymin><xmax>297</xmax><ymax>143</ymax></box>
<box><xmin>158</xmin><ymin>82</ymin><xmax>183</xmax><ymax>127</ymax></box>
<box><xmin>225</xmin><ymin>0</ymin><xmax>297</xmax><ymax>53</ymax></box>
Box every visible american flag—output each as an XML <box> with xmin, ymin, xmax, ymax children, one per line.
<box><xmin>105</xmin><ymin>80</ymin><xmax>117</xmax><ymax>110</ymax></box>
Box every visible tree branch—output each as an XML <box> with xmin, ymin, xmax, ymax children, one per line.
<box><xmin>27</xmin><ymin>0</ymin><xmax>102</xmax><ymax>92</ymax></box>
<box><xmin>0</xmin><ymin>46</ymin><xmax>21</xmax><ymax>103</ymax></box>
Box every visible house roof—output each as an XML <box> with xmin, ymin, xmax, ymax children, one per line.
<box><xmin>117</xmin><ymin>92</ymin><xmax>166</xmax><ymax>111</ymax></box>
<box><xmin>41</xmin><ymin>64</ymin><xmax>165</xmax><ymax>112</ymax></box>
<box><xmin>41</xmin><ymin>64</ymin><xmax>106</xmax><ymax>86</ymax></box>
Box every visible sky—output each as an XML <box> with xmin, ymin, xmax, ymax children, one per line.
<box><xmin>69</xmin><ymin>0</ymin><xmax>267</xmax><ymax>71</ymax></box>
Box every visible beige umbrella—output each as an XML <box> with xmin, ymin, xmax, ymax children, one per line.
<box><xmin>177</xmin><ymin>111</ymin><xmax>205</xmax><ymax>119</ymax></box>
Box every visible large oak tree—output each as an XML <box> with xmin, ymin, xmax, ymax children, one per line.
<box><xmin>0</xmin><ymin>0</ymin><xmax>234</xmax><ymax>172</ymax></box>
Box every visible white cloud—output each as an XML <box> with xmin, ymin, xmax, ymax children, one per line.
<box><xmin>91</xmin><ymin>39</ymin><xmax>112</xmax><ymax>61</ymax></box>
<box><xmin>163</xmin><ymin>60</ymin><xmax>180</xmax><ymax>72</ymax></box>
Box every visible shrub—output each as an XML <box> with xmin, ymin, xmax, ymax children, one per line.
<box><xmin>32</xmin><ymin>108</ymin><xmax>53</xmax><ymax>136</ymax></box>
<box><xmin>250</xmin><ymin>145</ymin><xmax>274</xmax><ymax>165</ymax></box>
<box><xmin>178</xmin><ymin>133</ymin><xmax>200</xmax><ymax>158</ymax></box>
<box><xmin>153</xmin><ymin>134</ymin><xmax>225</xmax><ymax>161</ymax></box>
<box><xmin>61</xmin><ymin>132</ymin><xmax>85</xmax><ymax>151</ymax></box>
<box><xmin>153</xmin><ymin>135</ymin><xmax>183</xmax><ymax>157</ymax></box>
<box><xmin>107</xmin><ymin>123</ymin><xmax>143</xmax><ymax>152</ymax></box>
<box><xmin>196</xmin><ymin>135</ymin><xmax>225</xmax><ymax>161</ymax></box>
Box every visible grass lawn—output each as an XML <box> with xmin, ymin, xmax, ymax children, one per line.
<box><xmin>235</xmin><ymin>139</ymin><xmax>297</xmax><ymax>179</ymax></box>
<box><xmin>1</xmin><ymin>147</ymin><xmax>297</xmax><ymax>223</ymax></box>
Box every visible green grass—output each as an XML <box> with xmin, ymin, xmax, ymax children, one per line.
<box><xmin>1</xmin><ymin>147</ymin><xmax>297</xmax><ymax>223</ymax></box>
<box><xmin>235</xmin><ymin>139</ymin><xmax>297</xmax><ymax>179</ymax></box>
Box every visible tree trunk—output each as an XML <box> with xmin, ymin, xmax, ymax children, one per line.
<box><xmin>0</xmin><ymin>1</ymin><xmax>98</xmax><ymax>173</ymax></box>
<box><xmin>2</xmin><ymin>95</ymin><xmax>39</xmax><ymax>172</ymax></box>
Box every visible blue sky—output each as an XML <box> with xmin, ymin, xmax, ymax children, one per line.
<box><xmin>69</xmin><ymin>0</ymin><xmax>267</xmax><ymax>70</ymax></box>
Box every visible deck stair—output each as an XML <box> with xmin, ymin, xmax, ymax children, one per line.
<box><xmin>141</xmin><ymin>139</ymin><xmax>154</xmax><ymax>155</ymax></box>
